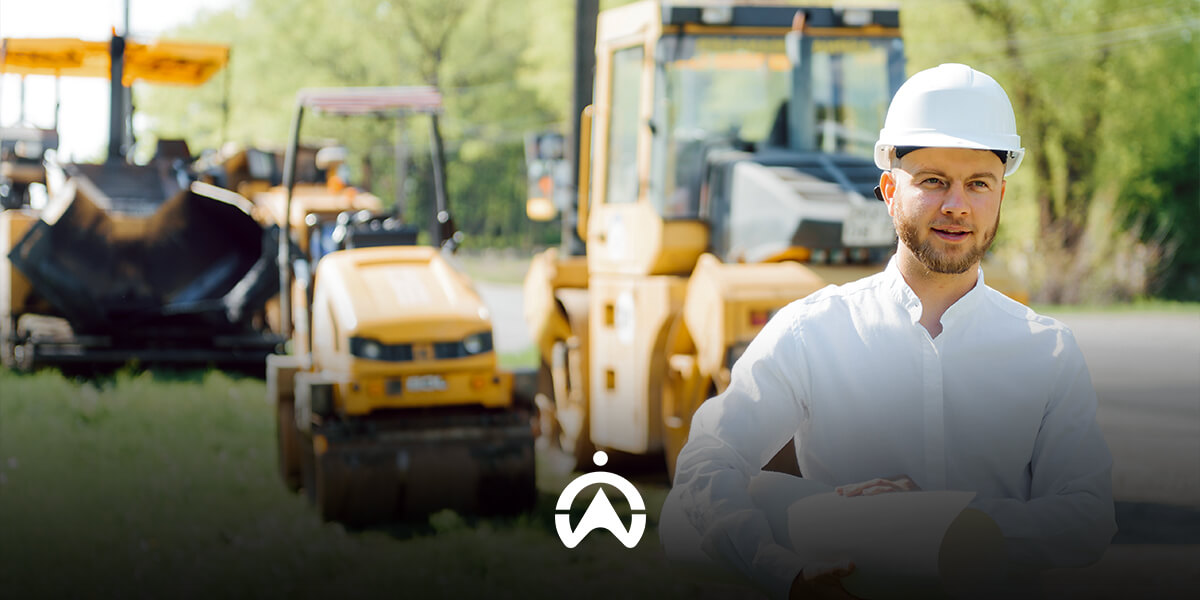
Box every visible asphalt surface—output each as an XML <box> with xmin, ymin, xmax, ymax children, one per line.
<box><xmin>480</xmin><ymin>283</ymin><xmax>1200</xmax><ymax>596</ymax></box>
<box><xmin>476</xmin><ymin>281</ymin><xmax>531</xmax><ymax>354</ymax></box>
<box><xmin>1040</xmin><ymin>311</ymin><xmax>1200</xmax><ymax>598</ymax></box>
<box><xmin>1050</xmin><ymin>312</ymin><xmax>1200</xmax><ymax>509</ymax></box>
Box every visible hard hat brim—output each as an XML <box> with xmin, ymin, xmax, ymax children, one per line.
<box><xmin>875</xmin><ymin>137</ymin><xmax>1024</xmax><ymax>177</ymax></box>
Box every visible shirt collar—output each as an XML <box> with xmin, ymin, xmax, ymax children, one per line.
<box><xmin>941</xmin><ymin>267</ymin><xmax>985</xmax><ymax>329</ymax></box>
<box><xmin>881</xmin><ymin>257</ymin><xmax>986</xmax><ymax>328</ymax></box>
<box><xmin>882</xmin><ymin>257</ymin><xmax>923</xmax><ymax>323</ymax></box>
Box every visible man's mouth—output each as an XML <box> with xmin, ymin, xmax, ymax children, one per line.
<box><xmin>931</xmin><ymin>226</ymin><xmax>971</xmax><ymax>242</ymax></box>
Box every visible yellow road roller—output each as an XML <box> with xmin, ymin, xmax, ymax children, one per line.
<box><xmin>266</xmin><ymin>87</ymin><xmax>536</xmax><ymax>525</ymax></box>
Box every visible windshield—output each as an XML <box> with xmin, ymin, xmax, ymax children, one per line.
<box><xmin>650</xmin><ymin>34</ymin><xmax>902</xmax><ymax>218</ymax></box>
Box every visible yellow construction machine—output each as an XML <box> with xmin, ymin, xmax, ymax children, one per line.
<box><xmin>266</xmin><ymin>87</ymin><xmax>536</xmax><ymax>524</ymax></box>
<box><xmin>526</xmin><ymin>2</ymin><xmax>1027</xmax><ymax>476</ymax></box>
<box><xmin>0</xmin><ymin>35</ymin><xmax>282</xmax><ymax>372</ymax></box>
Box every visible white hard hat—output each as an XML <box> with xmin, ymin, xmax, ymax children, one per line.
<box><xmin>874</xmin><ymin>63</ymin><xmax>1025</xmax><ymax>177</ymax></box>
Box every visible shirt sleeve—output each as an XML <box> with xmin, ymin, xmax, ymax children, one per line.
<box><xmin>671</xmin><ymin>308</ymin><xmax>811</xmax><ymax>599</ymax></box>
<box><xmin>969</xmin><ymin>328</ymin><xmax>1117</xmax><ymax>568</ymax></box>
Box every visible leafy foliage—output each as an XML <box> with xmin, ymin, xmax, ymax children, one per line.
<box><xmin>137</xmin><ymin>0</ymin><xmax>569</xmax><ymax>247</ymax></box>
<box><xmin>906</xmin><ymin>0</ymin><xmax>1199</xmax><ymax>301</ymax></box>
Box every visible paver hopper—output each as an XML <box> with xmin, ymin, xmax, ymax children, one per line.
<box><xmin>0</xmin><ymin>34</ymin><xmax>281</xmax><ymax>371</ymax></box>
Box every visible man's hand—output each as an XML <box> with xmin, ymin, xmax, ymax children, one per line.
<box><xmin>835</xmin><ymin>475</ymin><xmax>921</xmax><ymax>497</ymax></box>
<box><xmin>789</xmin><ymin>560</ymin><xmax>859</xmax><ymax>599</ymax></box>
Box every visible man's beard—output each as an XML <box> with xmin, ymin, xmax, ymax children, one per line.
<box><xmin>896</xmin><ymin>212</ymin><xmax>999</xmax><ymax>275</ymax></box>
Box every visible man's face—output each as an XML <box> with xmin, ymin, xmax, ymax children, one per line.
<box><xmin>880</xmin><ymin>147</ymin><xmax>1006</xmax><ymax>275</ymax></box>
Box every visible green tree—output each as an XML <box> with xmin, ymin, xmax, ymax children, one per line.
<box><xmin>136</xmin><ymin>0</ymin><xmax>568</xmax><ymax>248</ymax></box>
<box><xmin>907</xmin><ymin>0</ymin><xmax>1199</xmax><ymax>302</ymax></box>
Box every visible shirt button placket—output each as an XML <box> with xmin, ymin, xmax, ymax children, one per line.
<box><xmin>922</xmin><ymin>332</ymin><xmax>947</xmax><ymax>490</ymax></box>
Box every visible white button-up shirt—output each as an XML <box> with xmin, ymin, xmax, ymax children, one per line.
<box><xmin>672</xmin><ymin>259</ymin><xmax>1116</xmax><ymax>599</ymax></box>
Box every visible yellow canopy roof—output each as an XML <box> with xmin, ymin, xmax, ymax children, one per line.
<box><xmin>1</xmin><ymin>37</ymin><xmax>229</xmax><ymax>86</ymax></box>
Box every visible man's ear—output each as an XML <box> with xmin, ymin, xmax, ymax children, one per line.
<box><xmin>879</xmin><ymin>171</ymin><xmax>897</xmax><ymax>216</ymax></box>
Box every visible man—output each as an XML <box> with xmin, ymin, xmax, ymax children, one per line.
<box><xmin>669</xmin><ymin>64</ymin><xmax>1116</xmax><ymax>599</ymax></box>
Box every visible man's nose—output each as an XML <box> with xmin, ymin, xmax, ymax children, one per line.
<box><xmin>941</xmin><ymin>185</ymin><xmax>970</xmax><ymax>215</ymax></box>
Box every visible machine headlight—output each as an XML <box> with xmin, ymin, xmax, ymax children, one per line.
<box><xmin>839</xmin><ymin>8</ymin><xmax>873</xmax><ymax>27</ymax></box>
<box><xmin>350</xmin><ymin>337</ymin><xmax>384</xmax><ymax>360</ymax></box>
<box><xmin>700</xmin><ymin>6</ymin><xmax>733</xmax><ymax>24</ymax></box>
<box><xmin>462</xmin><ymin>331</ymin><xmax>492</xmax><ymax>355</ymax></box>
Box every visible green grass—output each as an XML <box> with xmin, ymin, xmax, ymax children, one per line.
<box><xmin>499</xmin><ymin>345</ymin><xmax>540</xmax><ymax>370</ymax></box>
<box><xmin>0</xmin><ymin>368</ymin><xmax>759</xmax><ymax>600</ymax></box>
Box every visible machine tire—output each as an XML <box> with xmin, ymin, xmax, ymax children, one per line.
<box><xmin>276</xmin><ymin>400</ymin><xmax>302</xmax><ymax>492</ymax></box>
<box><xmin>300</xmin><ymin>436</ymin><xmax>317</xmax><ymax>506</ymax></box>
<box><xmin>299</xmin><ymin>435</ymin><xmax>349</xmax><ymax>523</ymax></box>
<box><xmin>313</xmin><ymin>454</ymin><xmax>349</xmax><ymax>524</ymax></box>
<box><xmin>488</xmin><ymin>446</ymin><xmax>538</xmax><ymax>516</ymax></box>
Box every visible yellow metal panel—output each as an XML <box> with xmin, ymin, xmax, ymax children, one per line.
<box><xmin>339</xmin><ymin>366</ymin><xmax>512</xmax><ymax>415</ymax></box>
<box><xmin>587</xmin><ymin>202</ymin><xmax>707</xmax><ymax>276</ymax></box>
<box><xmin>307</xmin><ymin>244</ymin><xmax>510</xmax><ymax>415</ymax></box>
<box><xmin>317</xmin><ymin>246</ymin><xmax>491</xmax><ymax>340</ymax></box>
<box><xmin>1</xmin><ymin>37</ymin><xmax>229</xmax><ymax>86</ymax></box>
<box><xmin>587</xmin><ymin>274</ymin><xmax>687</xmax><ymax>453</ymax></box>
<box><xmin>552</xmin><ymin>252</ymin><xmax>589</xmax><ymax>289</ymax></box>
<box><xmin>684</xmin><ymin>255</ymin><xmax>827</xmax><ymax>377</ymax></box>
<box><xmin>523</xmin><ymin>248</ymin><xmax>588</xmax><ymax>361</ymax></box>
<box><xmin>122</xmin><ymin>40</ymin><xmax>229</xmax><ymax>86</ymax></box>
<box><xmin>0</xmin><ymin>38</ymin><xmax>110</xmax><ymax>78</ymax></box>
<box><xmin>595</xmin><ymin>1</ymin><xmax>661</xmax><ymax>46</ymax></box>
<box><xmin>0</xmin><ymin>209</ymin><xmax>40</xmax><ymax>320</ymax></box>
<box><xmin>655</xmin><ymin>219</ymin><xmax>709</xmax><ymax>274</ymax></box>
<box><xmin>576</xmin><ymin>105</ymin><xmax>594</xmax><ymax>241</ymax></box>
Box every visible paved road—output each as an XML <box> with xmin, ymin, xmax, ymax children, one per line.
<box><xmin>1048</xmin><ymin>311</ymin><xmax>1200</xmax><ymax>508</ymax></box>
<box><xmin>1040</xmin><ymin>311</ymin><xmax>1200</xmax><ymax>597</ymax></box>
<box><xmin>476</xmin><ymin>281</ymin><xmax>531</xmax><ymax>354</ymax></box>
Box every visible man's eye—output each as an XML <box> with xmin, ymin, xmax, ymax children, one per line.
<box><xmin>970</xmin><ymin>181</ymin><xmax>990</xmax><ymax>190</ymax></box>
<box><xmin>922</xmin><ymin>178</ymin><xmax>943</xmax><ymax>186</ymax></box>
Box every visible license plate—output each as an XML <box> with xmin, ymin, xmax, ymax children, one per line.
<box><xmin>842</xmin><ymin>201</ymin><xmax>895</xmax><ymax>247</ymax></box>
<box><xmin>405</xmin><ymin>374</ymin><xmax>447</xmax><ymax>392</ymax></box>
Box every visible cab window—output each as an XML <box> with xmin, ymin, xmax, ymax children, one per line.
<box><xmin>605</xmin><ymin>45</ymin><xmax>645</xmax><ymax>205</ymax></box>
